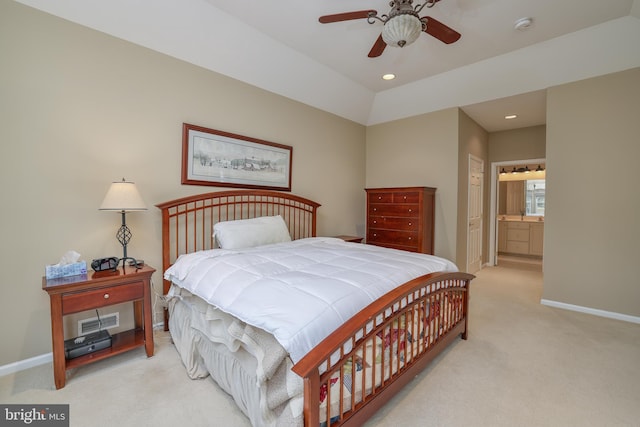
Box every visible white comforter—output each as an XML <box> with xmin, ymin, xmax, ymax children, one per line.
<box><xmin>164</xmin><ymin>237</ymin><xmax>457</xmax><ymax>363</ymax></box>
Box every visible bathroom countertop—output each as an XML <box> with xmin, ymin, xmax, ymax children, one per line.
<box><xmin>499</xmin><ymin>216</ymin><xmax>544</xmax><ymax>223</ymax></box>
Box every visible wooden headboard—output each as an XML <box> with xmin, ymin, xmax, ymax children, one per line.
<box><xmin>156</xmin><ymin>190</ymin><xmax>321</xmax><ymax>326</ymax></box>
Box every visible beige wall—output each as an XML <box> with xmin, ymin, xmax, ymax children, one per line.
<box><xmin>543</xmin><ymin>68</ymin><xmax>640</xmax><ymax>317</ymax></box>
<box><xmin>0</xmin><ymin>2</ymin><xmax>366</xmax><ymax>366</ymax></box>
<box><xmin>489</xmin><ymin>125</ymin><xmax>546</xmax><ymax>162</ymax></box>
<box><xmin>365</xmin><ymin>108</ymin><xmax>460</xmax><ymax>263</ymax></box>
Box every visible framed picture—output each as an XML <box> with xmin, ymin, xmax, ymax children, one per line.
<box><xmin>182</xmin><ymin>123</ymin><xmax>292</xmax><ymax>191</ymax></box>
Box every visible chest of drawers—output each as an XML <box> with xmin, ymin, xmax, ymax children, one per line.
<box><xmin>365</xmin><ymin>187</ymin><xmax>436</xmax><ymax>254</ymax></box>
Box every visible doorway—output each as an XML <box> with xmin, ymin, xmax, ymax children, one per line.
<box><xmin>489</xmin><ymin>158</ymin><xmax>546</xmax><ymax>269</ymax></box>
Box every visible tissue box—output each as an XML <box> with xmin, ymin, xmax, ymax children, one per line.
<box><xmin>45</xmin><ymin>261</ymin><xmax>87</xmax><ymax>279</ymax></box>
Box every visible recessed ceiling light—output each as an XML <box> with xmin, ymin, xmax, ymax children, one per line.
<box><xmin>382</xmin><ymin>73</ymin><xmax>396</xmax><ymax>81</ymax></box>
<box><xmin>505</xmin><ymin>114</ymin><xmax>518</xmax><ymax>120</ymax></box>
<box><xmin>514</xmin><ymin>17</ymin><xmax>533</xmax><ymax>31</ymax></box>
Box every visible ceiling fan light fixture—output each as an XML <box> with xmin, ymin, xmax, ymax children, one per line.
<box><xmin>382</xmin><ymin>13</ymin><xmax>422</xmax><ymax>48</ymax></box>
<box><xmin>382</xmin><ymin>73</ymin><xmax>396</xmax><ymax>80</ymax></box>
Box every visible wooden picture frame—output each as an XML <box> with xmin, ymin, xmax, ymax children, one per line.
<box><xmin>182</xmin><ymin>123</ymin><xmax>292</xmax><ymax>191</ymax></box>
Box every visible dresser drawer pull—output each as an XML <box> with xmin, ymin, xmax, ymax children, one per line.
<box><xmin>373</xmin><ymin>208</ymin><xmax>377</xmax><ymax>212</ymax></box>
<box><xmin>378</xmin><ymin>196</ymin><xmax>382</xmax><ymax>200</ymax></box>
<box><xmin>103</xmin><ymin>293</ymin><xmax>110</xmax><ymax>299</ymax></box>
<box><xmin>408</xmin><ymin>209</ymin><xmax>412</xmax><ymax>213</ymax></box>
<box><xmin>408</xmin><ymin>222</ymin><xmax>412</xmax><ymax>226</ymax></box>
<box><xmin>373</xmin><ymin>233</ymin><xmax>377</xmax><ymax>237</ymax></box>
<box><xmin>408</xmin><ymin>237</ymin><xmax>412</xmax><ymax>240</ymax></box>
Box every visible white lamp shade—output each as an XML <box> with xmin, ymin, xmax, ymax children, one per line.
<box><xmin>382</xmin><ymin>14</ymin><xmax>422</xmax><ymax>48</ymax></box>
<box><xmin>99</xmin><ymin>180</ymin><xmax>147</xmax><ymax>211</ymax></box>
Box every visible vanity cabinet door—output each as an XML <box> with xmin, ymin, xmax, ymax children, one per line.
<box><xmin>498</xmin><ymin>221</ymin><xmax>508</xmax><ymax>252</ymax></box>
<box><xmin>529</xmin><ymin>223</ymin><xmax>544</xmax><ymax>256</ymax></box>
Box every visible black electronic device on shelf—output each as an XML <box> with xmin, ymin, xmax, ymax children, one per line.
<box><xmin>64</xmin><ymin>330</ymin><xmax>112</xmax><ymax>359</ymax></box>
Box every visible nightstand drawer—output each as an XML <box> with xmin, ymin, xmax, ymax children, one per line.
<box><xmin>62</xmin><ymin>282</ymin><xmax>144</xmax><ymax>314</ymax></box>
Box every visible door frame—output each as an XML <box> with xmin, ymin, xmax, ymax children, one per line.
<box><xmin>489</xmin><ymin>157</ymin><xmax>546</xmax><ymax>266</ymax></box>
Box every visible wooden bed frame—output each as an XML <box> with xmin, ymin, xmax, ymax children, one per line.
<box><xmin>157</xmin><ymin>190</ymin><xmax>473</xmax><ymax>427</ymax></box>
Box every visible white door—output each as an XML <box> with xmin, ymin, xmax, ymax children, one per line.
<box><xmin>467</xmin><ymin>156</ymin><xmax>484</xmax><ymax>273</ymax></box>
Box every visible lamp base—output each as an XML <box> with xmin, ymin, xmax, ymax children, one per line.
<box><xmin>114</xmin><ymin>256</ymin><xmax>142</xmax><ymax>271</ymax></box>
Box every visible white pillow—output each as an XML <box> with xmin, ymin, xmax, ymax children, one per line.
<box><xmin>213</xmin><ymin>215</ymin><xmax>292</xmax><ymax>249</ymax></box>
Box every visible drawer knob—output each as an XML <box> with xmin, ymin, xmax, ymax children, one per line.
<box><xmin>103</xmin><ymin>293</ymin><xmax>110</xmax><ymax>299</ymax></box>
<box><xmin>373</xmin><ymin>220</ymin><xmax>377</xmax><ymax>224</ymax></box>
<box><xmin>408</xmin><ymin>222</ymin><xmax>412</xmax><ymax>226</ymax></box>
<box><xmin>408</xmin><ymin>237</ymin><xmax>412</xmax><ymax>240</ymax></box>
<box><xmin>373</xmin><ymin>208</ymin><xmax>377</xmax><ymax>212</ymax></box>
<box><xmin>408</xmin><ymin>209</ymin><xmax>412</xmax><ymax>212</ymax></box>
<box><xmin>378</xmin><ymin>196</ymin><xmax>382</xmax><ymax>200</ymax></box>
<box><xmin>373</xmin><ymin>233</ymin><xmax>377</xmax><ymax>237</ymax></box>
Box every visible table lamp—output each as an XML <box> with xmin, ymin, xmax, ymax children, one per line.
<box><xmin>99</xmin><ymin>178</ymin><xmax>147</xmax><ymax>270</ymax></box>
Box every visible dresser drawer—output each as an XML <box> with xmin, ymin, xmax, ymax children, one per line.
<box><xmin>368</xmin><ymin>191</ymin><xmax>421</xmax><ymax>204</ymax></box>
<box><xmin>368</xmin><ymin>229</ymin><xmax>420</xmax><ymax>247</ymax></box>
<box><xmin>62</xmin><ymin>282</ymin><xmax>144</xmax><ymax>315</ymax></box>
<box><xmin>368</xmin><ymin>216</ymin><xmax>419</xmax><ymax>231</ymax></box>
<box><xmin>507</xmin><ymin>222</ymin><xmax>530</xmax><ymax>230</ymax></box>
<box><xmin>367</xmin><ymin>240</ymin><xmax>420</xmax><ymax>253</ymax></box>
<box><xmin>506</xmin><ymin>241</ymin><xmax>529</xmax><ymax>254</ymax></box>
<box><xmin>368</xmin><ymin>192</ymin><xmax>394</xmax><ymax>203</ymax></box>
<box><xmin>507</xmin><ymin>229</ymin><xmax>529</xmax><ymax>242</ymax></box>
<box><xmin>391</xmin><ymin>191</ymin><xmax>420</xmax><ymax>203</ymax></box>
<box><xmin>369</xmin><ymin>204</ymin><xmax>420</xmax><ymax>217</ymax></box>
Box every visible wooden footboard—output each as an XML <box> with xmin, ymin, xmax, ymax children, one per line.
<box><xmin>292</xmin><ymin>271</ymin><xmax>473</xmax><ymax>427</ymax></box>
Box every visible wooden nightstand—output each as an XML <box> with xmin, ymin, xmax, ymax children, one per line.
<box><xmin>42</xmin><ymin>264</ymin><xmax>155</xmax><ymax>389</ymax></box>
<box><xmin>333</xmin><ymin>235</ymin><xmax>364</xmax><ymax>243</ymax></box>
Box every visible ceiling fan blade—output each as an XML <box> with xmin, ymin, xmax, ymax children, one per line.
<box><xmin>319</xmin><ymin>10</ymin><xmax>376</xmax><ymax>24</ymax></box>
<box><xmin>368</xmin><ymin>34</ymin><xmax>387</xmax><ymax>58</ymax></box>
<box><xmin>422</xmin><ymin>16</ymin><xmax>461</xmax><ymax>44</ymax></box>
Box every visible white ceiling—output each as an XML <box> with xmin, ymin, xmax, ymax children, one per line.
<box><xmin>15</xmin><ymin>0</ymin><xmax>640</xmax><ymax>131</ymax></box>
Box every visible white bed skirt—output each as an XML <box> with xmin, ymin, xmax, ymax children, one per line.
<box><xmin>167</xmin><ymin>286</ymin><xmax>304</xmax><ymax>427</ymax></box>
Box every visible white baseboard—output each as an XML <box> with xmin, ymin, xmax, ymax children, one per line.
<box><xmin>1</xmin><ymin>323</ymin><xmax>168</xmax><ymax>377</ymax></box>
<box><xmin>0</xmin><ymin>352</ymin><xmax>52</xmax><ymax>377</ymax></box>
<box><xmin>540</xmin><ymin>299</ymin><xmax>640</xmax><ymax>324</ymax></box>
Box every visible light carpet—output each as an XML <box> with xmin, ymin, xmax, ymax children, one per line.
<box><xmin>2</xmin><ymin>265</ymin><xmax>639</xmax><ymax>426</ymax></box>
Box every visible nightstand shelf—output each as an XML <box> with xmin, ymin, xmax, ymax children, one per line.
<box><xmin>65</xmin><ymin>328</ymin><xmax>145</xmax><ymax>369</ymax></box>
<box><xmin>42</xmin><ymin>265</ymin><xmax>155</xmax><ymax>389</ymax></box>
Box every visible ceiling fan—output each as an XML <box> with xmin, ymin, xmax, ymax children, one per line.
<box><xmin>319</xmin><ymin>0</ymin><xmax>461</xmax><ymax>58</ymax></box>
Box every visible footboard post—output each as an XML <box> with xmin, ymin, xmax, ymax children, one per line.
<box><xmin>462</xmin><ymin>278</ymin><xmax>471</xmax><ymax>340</ymax></box>
<box><xmin>302</xmin><ymin>372</ymin><xmax>320</xmax><ymax>427</ymax></box>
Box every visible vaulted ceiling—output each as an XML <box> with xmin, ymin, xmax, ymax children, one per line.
<box><xmin>15</xmin><ymin>0</ymin><xmax>640</xmax><ymax>131</ymax></box>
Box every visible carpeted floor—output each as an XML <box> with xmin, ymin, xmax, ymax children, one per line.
<box><xmin>2</xmin><ymin>265</ymin><xmax>639</xmax><ymax>426</ymax></box>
